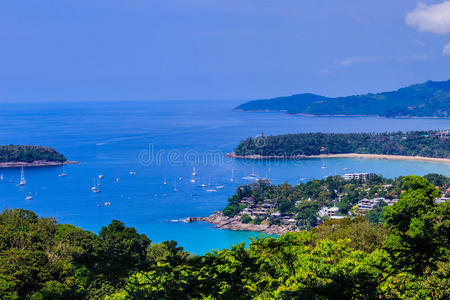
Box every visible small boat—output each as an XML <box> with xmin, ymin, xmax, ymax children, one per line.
<box><xmin>206</xmin><ymin>189</ymin><xmax>217</xmax><ymax>192</ymax></box>
<box><xmin>19</xmin><ymin>167</ymin><xmax>26</xmax><ymax>186</ymax></box>
<box><xmin>191</xmin><ymin>193</ymin><xmax>199</xmax><ymax>197</ymax></box>
<box><xmin>97</xmin><ymin>204</ymin><xmax>102</xmax><ymax>207</ymax></box>
<box><xmin>216</xmin><ymin>185</ymin><xmax>225</xmax><ymax>189</ymax></box>
<box><xmin>174</xmin><ymin>182</ymin><xmax>178</xmax><ymax>192</ymax></box>
<box><xmin>179</xmin><ymin>177</ymin><xmax>183</xmax><ymax>181</ymax></box>
<box><xmin>197</xmin><ymin>184</ymin><xmax>207</xmax><ymax>187</ymax></box>
<box><xmin>230</xmin><ymin>169</ymin><xmax>236</xmax><ymax>182</ymax></box>
<box><xmin>25</xmin><ymin>193</ymin><xmax>33</xmax><ymax>200</ymax></box>
<box><xmin>104</xmin><ymin>202</ymin><xmax>111</xmax><ymax>206</ymax></box>
<box><xmin>129</xmin><ymin>171</ymin><xmax>136</xmax><ymax>175</ymax></box>
<box><xmin>190</xmin><ymin>178</ymin><xmax>196</xmax><ymax>183</ymax></box>
<box><xmin>0</xmin><ymin>174</ymin><xmax>4</xmax><ymax>181</ymax></box>
<box><xmin>343</xmin><ymin>167</ymin><xmax>348</xmax><ymax>170</ymax></box>
<box><xmin>59</xmin><ymin>165</ymin><xmax>68</xmax><ymax>177</ymax></box>
<box><xmin>90</xmin><ymin>177</ymin><xmax>101</xmax><ymax>192</ymax></box>
<box><xmin>249</xmin><ymin>166</ymin><xmax>258</xmax><ymax>178</ymax></box>
<box><xmin>163</xmin><ymin>179</ymin><xmax>167</xmax><ymax>185</ymax></box>
<box><xmin>98</xmin><ymin>174</ymin><xmax>104</xmax><ymax>179</ymax></box>
<box><xmin>192</xmin><ymin>167</ymin><xmax>197</xmax><ymax>176</ymax></box>
<box><xmin>115</xmin><ymin>177</ymin><xmax>120</xmax><ymax>182</ymax></box>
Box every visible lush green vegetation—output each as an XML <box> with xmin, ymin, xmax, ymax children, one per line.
<box><xmin>234</xmin><ymin>131</ymin><xmax>450</xmax><ymax>158</ymax></box>
<box><xmin>0</xmin><ymin>175</ymin><xmax>448</xmax><ymax>299</ymax></box>
<box><xmin>235</xmin><ymin>79</ymin><xmax>450</xmax><ymax>118</ymax></box>
<box><xmin>0</xmin><ymin>145</ymin><xmax>67</xmax><ymax>163</ymax></box>
<box><xmin>223</xmin><ymin>174</ymin><xmax>450</xmax><ymax>227</ymax></box>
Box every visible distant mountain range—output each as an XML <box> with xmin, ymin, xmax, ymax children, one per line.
<box><xmin>235</xmin><ymin>80</ymin><xmax>450</xmax><ymax>118</ymax></box>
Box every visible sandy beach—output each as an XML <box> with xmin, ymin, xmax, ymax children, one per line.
<box><xmin>226</xmin><ymin>152</ymin><xmax>450</xmax><ymax>164</ymax></box>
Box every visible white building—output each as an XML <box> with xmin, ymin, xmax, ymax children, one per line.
<box><xmin>318</xmin><ymin>206</ymin><xmax>339</xmax><ymax>217</ymax></box>
<box><xmin>343</xmin><ymin>173</ymin><xmax>370</xmax><ymax>181</ymax></box>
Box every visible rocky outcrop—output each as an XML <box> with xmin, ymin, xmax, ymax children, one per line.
<box><xmin>173</xmin><ymin>211</ymin><xmax>297</xmax><ymax>235</ymax></box>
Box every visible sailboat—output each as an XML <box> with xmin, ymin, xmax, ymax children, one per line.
<box><xmin>163</xmin><ymin>178</ymin><xmax>167</xmax><ymax>185</ymax></box>
<box><xmin>58</xmin><ymin>165</ymin><xmax>68</xmax><ymax>177</ymax></box>
<box><xmin>192</xmin><ymin>167</ymin><xmax>197</xmax><ymax>176</ymax></box>
<box><xmin>230</xmin><ymin>169</ymin><xmax>236</xmax><ymax>182</ymax></box>
<box><xmin>249</xmin><ymin>166</ymin><xmax>258</xmax><ymax>178</ymax></box>
<box><xmin>321</xmin><ymin>160</ymin><xmax>327</xmax><ymax>169</ymax></box>
<box><xmin>174</xmin><ymin>181</ymin><xmax>178</xmax><ymax>192</ymax></box>
<box><xmin>25</xmin><ymin>192</ymin><xmax>33</xmax><ymax>200</ymax></box>
<box><xmin>0</xmin><ymin>174</ymin><xmax>4</xmax><ymax>181</ymax></box>
<box><xmin>19</xmin><ymin>167</ymin><xmax>26</xmax><ymax>186</ymax></box>
<box><xmin>90</xmin><ymin>177</ymin><xmax>101</xmax><ymax>192</ymax></box>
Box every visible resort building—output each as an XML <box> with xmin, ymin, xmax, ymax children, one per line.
<box><xmin>343</xmin><ymin>173</ymin><xmax>370</xmax><ymax>181</ymax></box>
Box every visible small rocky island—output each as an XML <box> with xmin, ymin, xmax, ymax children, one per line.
<box><xmin>0</xmin><ymin>145</ymin><xmax>78</xmax><ymax>167</ymax></box>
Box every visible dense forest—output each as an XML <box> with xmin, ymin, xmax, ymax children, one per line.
<box><xmin>234</xmin><ymin>131</ymin><xmax>450</xmax><ymax>158</ymax></box>
<box><xmin>0</xmin><ymin>145</ymin><xmax>67</xmax><ymax>163</ymax></box>
<box><xmin>0</xmin><ymin>175</ymin><xmax>449</xmax><ymax>299</ymax></box>
<box><xmin>223</xmin><ymin>173</ymin><xmax>450</xmax><ymax>228</ymax></box>
<box><xmin>235</xmin><ymin>79</ymin><xmax>450</xmax><ymax>118</ymax></box>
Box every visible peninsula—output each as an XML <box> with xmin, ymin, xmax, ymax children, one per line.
<box><xmin>0</xmin><ymin>145</ymin><xmax>78</xmax><ymax>167</ymax></box>
<box><xmin>235</xmin><ymin>79</ymin><xmax>450</xmax><ymax>118</ymax></box>
<box><xmin>230</xmin><ymin>131</ymin><xmax>450</xmax><ymax>161</ymax></box>
<box><xmin>183</xmin><ymin>173</ymin><xmax>450</xmax><ymax>234</ymax></box>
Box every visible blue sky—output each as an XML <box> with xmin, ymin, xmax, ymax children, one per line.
<box><xmin>1</xmin><ymin>0</ymin><xmax>450</xmax><ymax>102</ymax></box>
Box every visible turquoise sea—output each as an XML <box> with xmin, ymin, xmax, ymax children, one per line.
<box><xmin>0</xmin><ymin>100</ymin><xmax>449</xmax><ymax>254</ymax></box>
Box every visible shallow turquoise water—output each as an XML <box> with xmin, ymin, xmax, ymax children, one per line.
<box><xmin>0</xmin><ymin>100</ymin><xmax>449</xmax><ymax>254</ymax></box>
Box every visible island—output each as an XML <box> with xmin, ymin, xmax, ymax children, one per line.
<box><xmin>235</xmin><ymin>79</ymin><xmax>450</xmax><ymax>118</ymax></box>
<box><xmin>0</xmin><ymin>145</ymin><xmax>78</xmax><ymax>167</ymax></box>
<box><xmin>228</xmin><ymin>131</ymin><xmax>450</xmax><ymax>162</ymax></box>
<box><xmin>183</xmin><ymin>173</ymin><xmax>450</xmax><ymax>234</ymax></box>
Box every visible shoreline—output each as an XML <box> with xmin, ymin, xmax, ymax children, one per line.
<box><xmin>233</xmin><ymin>109</ymin><xmax>450</xmax><ymax>119</ymax></box>
<box><xmin>172</xmin><ymin>211</ymin><xmax>296</xmax><ymax>235</ymax></box>
<box><xmin>226</xmin><ymin>153</ymin><xmax>450</xmax><ymax>164</ymax></box>
<box><xmin>0</xmin><ymin>160</ymin><xmax>80</xmax><ymax>168</ymax></box>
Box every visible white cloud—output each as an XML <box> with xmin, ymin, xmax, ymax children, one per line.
<box><xmin>443</xmin><ymin>43</ymin><xmax>450</xmax><ymax>54</ymax></box>
<box><xmin>338</xmin><ymin>56</ymin><xmax>383</xmax><ymax>67</ymax></box>
<box><xmin>406</xmin><ymin>1</ymin><xmax>450</xmax><ymax>34</ymax></box>
<box><xmin>318</xmin><ymin>69</ymin><xmax>331</xmax><ymax>75</ymax></box>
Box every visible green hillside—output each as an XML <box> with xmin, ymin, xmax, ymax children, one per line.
<box><xmin>235</xmin><ymin>80</ymin><xmax>450</xmax><ymax>118</ymax></box>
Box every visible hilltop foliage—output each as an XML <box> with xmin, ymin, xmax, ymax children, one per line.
<box><xmin>223</xmin><ymin>173</ymin><xmax>450</xmax><ymax>227</ymax></box>
<box><xmin>235</xmin><ymin>80</ymin><xmax>450</xmax><ymax>118</ymax></box>
<box><xmin>234</xmin><ymin>131</ymin><xmax>450</xmax><ymax>158</ymax></box>
<box><xmin>0</xmin><ymin>145</ymin><xmax>67</xmax><ymax>163</ymax></box>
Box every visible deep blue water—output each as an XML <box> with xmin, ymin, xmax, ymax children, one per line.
<box><xmin>0</xmin><ymin>100</ymin><xmax>449</xmax><ymax>254</ymax></box>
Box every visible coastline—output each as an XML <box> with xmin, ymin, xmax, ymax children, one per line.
<box><xmin>226</xmin><ymin>153</ymin><xmax>450</xmax><ymax>164</ymax></box>
<box><xmin>173</xmin><ymin>211</ymin><xmax>297</xmax><ymax>235</ymax></box>
<box><xmin>233</xmin><ymin>109</ymin><xmax>450</xmax><ymax>119</ymax></box>
<box><xmin>0</xmin><ymin>160</ymin><xmax>80</xmax><ymax>168</ymax></box>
